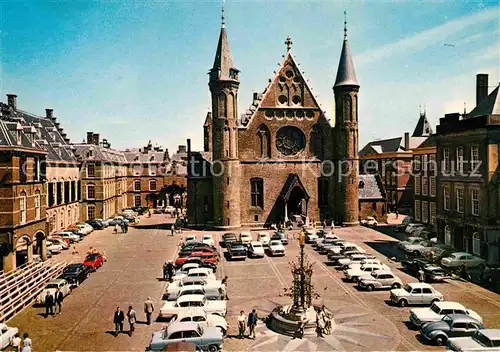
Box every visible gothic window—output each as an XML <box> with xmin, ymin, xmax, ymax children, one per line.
<box><xmin>278</xmin><ymin>84</ymin><xmax>289</xmax><ymax>105</ymax></box>
<box><xmin>35</xmin><ymin>190</ymin><xmax>41</xmax><ymax>219</ymax></box>
<box><xmin>219</xmin><ymin>92</ymin><xmax>227</xmax><ymax>118</ymax></box>
<box><xmin>310</xmin><ymin>125</ymin><xmax>324</xmax><ymax>159</ymax></box>
<box><xmin>20</xmin><ymin>191</ymin><xmax>27</xmax><ymax>224</ymax></box>
<box><xmin>257</xmin><ymin>124</ymin><xmax>271</xmax><ymax>159</ymax></box>
<box><xmin>276</xmin><ymin>126</ymin><xmax>306</xmax><ymax>156</ymax></box>
<box><xmin>354</xmin><ymin>95</ymin><xmax>358</xmax><ymax>122</ymax></box>
<box><xmin>250</xmin><ymin>178</ymin><xmax>264</xmax><ymax>208</ymax></box>
<box><xmin>318</xmin><ymin>178</ymin><xmax>329</xmax><ymax>207</ymax></box>
<box><xmin>343</xmin><ymin>95</ymin><xmax>352</xmax><ymax>122</ymax></box>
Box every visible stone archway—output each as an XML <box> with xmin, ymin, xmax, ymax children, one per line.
<box><xmin>34</xmin><ymin>231</ymin><xmax>47</xmax><ymax>259</ymax></box>
<box><xmin>15</xmin><ymin>235</ymin><xmax>33</xmax><ymax>268</ymax></box>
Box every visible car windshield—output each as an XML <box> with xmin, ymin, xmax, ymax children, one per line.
<box><xmin>472</xmin><ymin>331</ymin><xmax>495</xmax><ymax>347</ymax></box>
<box><xmin>403</xmin><ymin>284</ymin><xmax>412</xmax><ymax>292</ymax></box>
<box><xmin>270</xmin><ymin>241</ymin><xmax>281</xmax><ymax>246</ymax></box>
<box><xmin>450</xmin><ymin>254</ymin><xmax>459</xmax><ymax>260</ymax></box>
<box><xmin>370</xmin><ymin>272</ymin><xmax>377</xmax><ymax>278</ymax></box>
<box><xmin>442</xmin><ymin>315</ymin><xmax>453</xmax><ymax>325</ymax></box>
<box><xmin>85</xmin><ymin>254</ymin><xmax>99</xmax><ymax>261</ymax></box>
<box><xmin>203</xmin><ymin>236</ymin><xmax>211</xmax><ymax>240</ymax></box>
<box><xmin>253</xmin><ymin>243</ymin><xmax>262</xmax><ymax>248</ymax></box>
<box><xmin>430</xmin><ymin>303</ymin><xmax>441</xmax><ymax>314</ymax></box>
<box><xmin>46</xmin><ymin>283</ymin><xmax>59</xmax><ymax>289</ymax></box>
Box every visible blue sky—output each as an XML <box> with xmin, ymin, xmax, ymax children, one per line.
<box><xmin>1</xmin><ymin>1</ymin><xmax>498</xmax><ymax>152</ymax></box>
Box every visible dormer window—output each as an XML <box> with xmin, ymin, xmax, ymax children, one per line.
<box><xmin>150</xmin><ymin>155</ymin><xmax>155</xmax><ymax>161</ymax></box>
<box><xmin>359</xmin><ymin>181</ymin><xmax>365</xmax><ymax>189</ymax></box>
<box><xmin>134</xmin><ymin>155</ymin><xmax>139</xmax><ymax>161</ymax></box>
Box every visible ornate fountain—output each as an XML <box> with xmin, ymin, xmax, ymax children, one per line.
<box><xmin>267</xmin><ymin>230</ymin><xmax>333</xmax><ymax>337</ymax></box>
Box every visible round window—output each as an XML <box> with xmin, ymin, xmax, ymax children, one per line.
<box><xmin>296</xmin><ymin>110</ymin><xmax>304</xmax><ymax>118</ymax></box>
<box><xmin>265</xmin><ymin>110</ymin><xmax>274</xmax><ymax>119</ymax></box>
<box><xmin>275</xmin><ymin>110</ymin><xmax>284</xmax><ymax>120</ymax></box>
<box><xmin>293</xmin><ymin>76</ymin><xmax>301</xmax><ymax>83</ymax></box>
<box><xmin>279</xmin><ymin>76</ymin><xmax>286</xmax><ymax>83</ymax></box>
<box><xmin>285</xmin><ymin>70</ymin><xmax>294</xmax><ymax>78</ymax></box>
<box><xmin>275</xmin><ymin>126</ymin><xmax>306</xmax><ymax>156</ymax></box>
<box><xmin>305</xmin><ymin>110</ymin><xmax>314</xmax><ymax>119</ymax></box>
<box><xmin>286</xmin><ymin>111</ymin><xmax>295</xmax><ymax>120</ymax></box>
<box><xmin>278</xmin><ymin>95</ymin><xmax>288</xmax><ymax>104</ymax></box>
<box><xmin>292</xmin><ymin>95</ymin><xmax>301</xmax><ymax>105</ymax></box>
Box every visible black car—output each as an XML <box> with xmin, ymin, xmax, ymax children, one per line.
<box><xmin>59</xmin><ymin>263</ymin><xmax>91</xmax><ymax>287</ymax></box>
<box><xmin>423</xmin><ymin>265</ymin><xmax>451</xmax><ymax>282</ymax></box>
<box><xmin>401</xmin><ymin>258</ymin><xmax>431</xmax><ymax>274</ymax></box>
<box><xmin>86</xmin><ymin>219</ymin><xmax>104</xmax><ymax>230</ymax></box>
<box><xmin>227</xmin><ymin>242</ymin><xmax>247</xmax><ymax>260</ymax></box>
<box><xmin>222</xmin><ymin>233</ymin><xmax>237</xmax><ymax>247</ymax></box>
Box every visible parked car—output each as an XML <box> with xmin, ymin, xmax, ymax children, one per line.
<box><xmin>402</xmin><ymin>240</ymin><xmax>434</xmax><ymax>256</ymax></box>
<box><xmin>169</xmin><ymin>307</ymin><xmax>228</xmax><ymax>335</ymax></box>
<box><xmin>304</xmin><ymin>228</ymin><xmax>318</xmax><ymax>243</ymax></box>
<box><xmin>441</xmin><ymin>252</ymin><xmax>486</xmax><ymax>269</ymax></box>
<box><xmin>346</xmin><ymin>258</ymin><xmax>382</xmax><ymax>270</ymax></box>
<box><xmin>181</xmin><ymin>242</ymin><xmax>215</xmax><ymax>252</ymax></box>
<box><xmin>420</xmin><ymin>314</ymin><xmax>484</xmax><ymax>346</ymax></box>
<box><xmin>47</xmin><ymin>237</ymin><xmax>69</xmax><ymax>250</ymax></box>
<box><xmin>159</xmin><ymin>294</ymin><xmax>227</xmax><ymax>319</ymax></box>
<box><xmin>406</xmin><ymin>223</ymin><xmax>426</xmax><ymax>234</ymax></box>
<box><xmin>390</xmin><ymin>282</ymin><xmax>443</xmax><ymax>307</ymax></box>
<box><xmin>357</xmin><ymin>270</ymin><xmax>403</xmax><ymax>291</ymax></box>
<box><xmin>222</xmin><ymin>233</ymin><xmax>237</xmax><ymax>247</ymax></box>
<box><xmin>272</xmin><ymin>231</ymin><xmax>289</xmax><ymax>245</ymax></box>
<box><xmin>239</xmin><ymin>232</ymin><xmax>253</xmax><ymax>245</ymax></box>
<box><xmin>267</xmin><ymin>240</ymin><xmax>285</xmax><ymax>256</ymax></box>
<box><xmin>423</xmin><ymin>265</ymin><xmax>452</xmax><ymax>282</ymax></box>
<box><xmin>165</xmin><ymin>277</ymin><xmax>222</xmax><ymax>301</ymax></box>
<box><xmin>227</xmin><ymin>242</ymin><xmax>247</xmax><ymax>261</ymax></box>
<box><xmin>46</xmin><ymin>241</ymin><xmax>63</xmax><ymax>254</ymax></box>
<box><xmin>338</xmin><ymin>253</ymin><xmax>376</xmax><ymax>269</ymax></box>
<box><xmin>398</xmin><ymin>237</ymin><xmax>423</xmax><ymax>249</ymax></box>
<box><xmin>75</xmin><ymin>223</ymin><xmax>93</xmax><ymax>235</ymax></box>
<box><xmin>83</xmin><ymin>253</ymin><xmax>105</xmax><ymax>271</ymax></box>
<box><xmin>59</xmin><ymin>263</ymin><xmax>91</xmax><ymax>287</ymax></box>
<box><xmin>35</xmin><ymin>279</ymin><xmax>71</xmax><ymax>304</ymax></box>
<box><xmin>0</xmin><ymin>323</ymin><xmax>18</xmax><ymax>350</ymax></box>
<box><xmin>401</xmin><ymin>258</ymin><xmax>432</xmax><ymax>274</ymax></box>
<box><xmin>57</xmin><ymin>231</ymin><xmax>81</xmax><ymax>243</ymax></box>
<box><xmin>344</xmin><ymin>263</ymin><xmax>389</xmax><ymax>281</ymax></box>
<box><xmin>86</xmin><ymin>219</ymin><xmax>104</xmax><ymax>230</ymax></box>
<box><xmin>165</xmin><ymin>205</ymin><xmax>175</xmax><ymax>213</ymax></box>
<box><xmin>202</xmin><ymin>235</ymin><xmax>215</xmax><ymax>247</ymax></box>
<box><xmin>173</xmin><ymin>285</ymin><xmax>220</xmax><ymax>301</ymax></box>
<box><xmin>248</xmin><ymin>241</ymin><xmax>265</xmax><ymax>258</ymax></box>
<box><xmin>393</xmin><ymin>216</ymin><xmax>412</xmax><ymax>232</ymax></box>
<box><xmin>175</xmin><ymin>251</ymin><xmax>218</xmax><ymax>268</ymax></box>
<box><xmin>361</xmin><ymin>217</ymin><xmax>378</xmax><ymax>227</ymax></box>
<box><xmin>257</xmin><ymin>232</ymin><xmax>271</xmax><ymax>246</ymax></box>
<box><xmin>108</xmin><ymin>217</ymin><xmax>129</xmax><ymax>226</ymax></box>
<box><xmin>148</xmin><ymin>322</ymin><xmax>223</xmax><ymax>351</ymax></box>
<box><xmin>94</xmin><ymin>218</ymin><xmax>110</xmax><ymax>227</ymax></box>
<box><xmin>172</xmin><ymin>268</ymin><xmax>216</xmax><ymax>282</ymax></box>
<box><xmin>409</xmin><ymin>301</ymin><xmax>483</xmax><ymax>327</ymax></box>
<box><xmin>447</xmin><ymin>329</ymin><xmax>500</xmax><ymax>351</ymax></box>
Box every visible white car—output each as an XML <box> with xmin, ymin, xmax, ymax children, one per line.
<box><xmin>441</xmin><ymin>252</ymin><xmax>486</xmax><ymax>269</ymax></box>
<box><xmin>248</xmin><ymin>241</ymin><xmax>265</xmax><ymax>258</ymax></box>
<box><xmin>390</xmin><ymin>282</ymin><xmax>443</xmax><ymax>307</ymax></box>
<box><xmin>315</xmin><ymin>234</ymin><xmax>340</xmax><ymax>247</ymax></box>
<box><xmin>346</xmin><ymin>258</ymin><xmax>382</xmax><ymax>270</ymax></box>
<box><xmin>402</xmin><ymin>241</ymin><xmax>434</xmax><ymax>256</ymax></box>
<box><xmin>0</xmin><ymin>323</ymin><xmax>18</xmax><ymax>350</ymax></box>
<box><xmin>165</xmin><ymin>277</ymin><xmax>222</xmax><ymax>301</ymax></box>
<box><xmin>328</xmin><ymin>243</ymin><xmax>362</xmax><ymax>255</ymax></box>
<box><xmin>409</xmin><ymin>301</ymin><xmax>483</xmax><ymax>327</ymax></box>
<box><xmin>174</xmin><ymin>263</ymin><xmax>202</xmax><ymax>276</ymax></box>
<box><xmin>169</xmin><ymin>307</ymin><xmax>228</xmax><ymax>335</ymax></box>
<box><xmin>406</xmin><ymin>223</ymin><xmax>425</xmax><ymax>234</ymax></box>
<box><xmin>357</xmin><ymin>270</ymin><xmax>403</xmax><ymax>291</ymax></box>
<box><xmin>344</xmin><ymin>263</ymin><xmax>390</xmax><ymax>281</ymax></box>
<box><xmin>171</xmin><ymin>284</ymin><xmax>220</xmax><ymax>301</ymax></box>
<box><xmin>398</xmin><ymin>236</ymin><xmax>422</xmax><ymax>249</ymax></box>
<box><xmin>46</xmin><ymin>241</ymin><xmax>63</xmax><ymax>254</ymax></box>
<box><xmin>159</xmin><ymin>294</ymin><xmax>227</xmax><ymax>319</ymax></box>
<box><xmin>47</xmin><ymin>237</ymin><xmax>69</xmax><ymax>249</ymax></box>
<box><xmin>185</xmin><ymin>235</ymin><xmax>197</xmax><ymax>243</ymax></box>
<box><xmin>57</xmin><ymin>231</ymin><xmax>81</xmax><ymax>243</ymax></box>
<box><xmin>202</xmin><ymin>234</ymin><xmax>215</xmax><ymax>247</ymax></box>
<box><xmin>75</xmin><ymin>223</ymin><xmax>93</xmax><ymax>235</ymax></box>
<box><xmin>304</xmin><ymin>229</ymin><xmax>319</xmax><ymax>243</ymax></box>
<box><xmin>257</xmin><ymin>232</ymin><xmax>271</xmax><ymax>246</ymax></box>
<box><xmin>361</xmin><ymin>217</ymin><xmax>378</xmax><ymax>226</ymax></box>
<box><xmin>239</xmin><ymin>232</ymin><xmax>253</xmax><ymax>244</ymax></box>
<box><xmin>267</xmin><ymin>240</ymin><xmax>285</xmax><ymax>256</ymax></box>
<box><xmin>447</xmin><ymin>329</ymin><xmax>500</xmax><ymax>351</ymax></box>
<box><xmin>35</xmin><ymin>279</ymin><xmax>71</xmax><ymax>304</ymax></box>
<box><xmin>338</xmin><ymin>253</ymin><xmax>376</xmax><ymax>268</ymax></box>
<box><xmin>172</xmin><ymin>268</ymin><xmax>216</xmax><ymax>282</ymax></box>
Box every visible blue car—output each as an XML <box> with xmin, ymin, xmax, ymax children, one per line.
<box><xmin>148</xmin><ymin>322</ymin><xmax>222</xmax><ymax>351</ymax></box>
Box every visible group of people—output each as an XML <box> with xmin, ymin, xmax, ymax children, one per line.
<box><xmin>87</xmin><ymin>246</ymin><xmax>107</xmax><ymax>261</ymax></box>
<box><xmin>237</xmin><ymin>309</ymin><xmax>258</xmax><ymax>339</ymax></box>
<box><xmin>162</xmin><ymin>261</ymin><xmax>175</xmax><ymax>281</ymax></box>
<box><xmin>9</xmin><ymin>332</ymin><xmax>32</xmax><ymax>352</ymax></box>
<box><xmin>44</xmin><ymin>288</ymin><xmax>64</xmax><ymax>317</ymax></box>
<box><xmin>112</xmin><ymin>297</ymin><xmax>155</xmax><ymax>337</ymax></box>
<box><xmin>114</xmin><ymin>222</ymin><xmax>129</xmax><ymax>234</ymax></box>
<box><xmin>315</xmin><ymin>305</ymin><xmax>333</xmax><ymax>337</ymax></box>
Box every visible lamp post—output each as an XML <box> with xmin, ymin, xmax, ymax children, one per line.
<box><xmin>299</xmin><ymin>231</ymin><xmax>305</xmax><ymax>308</ymax></box>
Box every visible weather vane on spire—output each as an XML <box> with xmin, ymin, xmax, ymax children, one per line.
<box><xmin>221</xmin><ymin>0</ymin><xmax>226</xmax><ymax>28</ymax></box>
<box><xmin>344</xmin><ymin>10</ymin><xmax>347</xmax><ymax>39</ymax></box>
<box><xmin>285</xmin><ymin>36</ymin><xmax>293</xmax><ymax>51</ymax></box>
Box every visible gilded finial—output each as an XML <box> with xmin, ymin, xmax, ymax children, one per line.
<box><xmin>344</xmin><ymin>10</ymin><xmax>347</xmax><ymax>39</ymax></box>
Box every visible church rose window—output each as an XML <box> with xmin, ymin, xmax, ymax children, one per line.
<box><xmin>276</xmin><ymin>126</ymin><xmax>305</xmax><ymax>156</ymax></box>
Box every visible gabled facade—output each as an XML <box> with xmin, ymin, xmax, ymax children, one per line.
<box><xmin>187</xmin><ymin>17</ymin><xmax>360</xmax><ymax>229</ymax></box>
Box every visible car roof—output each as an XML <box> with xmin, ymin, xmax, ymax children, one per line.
<box><xmin>478</xmin><ymin>329</ymin><xmax>500</xmax><ymax>339</ymax></box>
<box><xmin>373</xmin><ymin>270</ymin><xmax>393</xmax><ymax>275</ymax></box>
<box><xmin>180</xmin><ymin>285</ymin><xmax>204</xmax><ymax>291</ymax></box>
<box><xmin>240</xmin><ymin>232</ymin><xmax>251</xmax><ymax>236</ymax></box>
<box><xmin>188</xmin><ymin>268</ymin><xmax>211</xmax><ymax>273</ymax></box>
<box><xmin>250</xmin><ymin>241</ymin><xmax>262</xmax><ymax>246</ymax></box>
<box><xmin>407</xmin><ymin>282</ymin><xmax>433</xmax><ymax>289</ymax></box>
<box><xmin>434</xmin><ymin>301</ymin><xmax>465</xmax><ymax>309</ymax></box>
<box><xmin>269</xmin><ymin>240</ymin><xmax>282</xmax><ymax>244</ymax></box>
<box><xmin>202</xmin><ymin>235</ymin><xmax>213</xmax><ymax>238</ymax></box>
<box><xmin>444</xmin><ymin>314</ymin><xmax>482</xmax><ymax>323</ymax></box>
<box><xmin>177</xmin><ymin>294</ymin><xmax>206</xmax><ymax>303</ymax></box>
<box><xmin>224</xmin><ymin>233</ymin><xmax>236</xmax><ymax>237</ymax></box>
<box><xmin>167</xmin><ymin>321</ymin><xmax>200</xmax><ymax>334</ymax></box>
<box><xmin>258</xmin><ymin>232</ymin><xmax>270</xmax><ymax>236</ymax></box>
<box><xmin>47</xmin><ymin>279</ymin><xmax>66</xmax><ymax>284</ymax></box>
<box><xmin>450</xmin><ymin>252</ymin><xmax>470</xmax><ymax>256</ymax></box>
<box><xmin>175</xmin><ymin>307</ymin><xmax>206</xmax><ymax>317</ymax></box>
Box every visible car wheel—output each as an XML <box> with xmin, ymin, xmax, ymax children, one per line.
<box><xmin>413</xmin><ymin>251</ymin><xmax>420</xmax><ymax>256</ymax></box>
<box><xmin>366</xmin><ymin>284</ymin><xmax>374</xmax><ymax>291</ymax></box>
<box><xmin>75</xmin><ymin>280</ymin><xmax>80</xmax><ymax>287</ymax></box>
<box><xmin>392</xmin><ymin>282</ymin><xmax>401</xmax><ymax>289</ymax></box>
<box><xmin>208</xmin><ymin>345</ymin><xmax>220</xmax><ymax>352</ymax></box>
<box><xmin>398</xmin><ymin>299</ymin><xmax>407</xmax><ymax>307</ymax></box>
<box><xmin>433</xmin><ymin>335</ymin><xmax>446</xmax><ymax>345</ymax></box>
<box><xmin>431</xmin><ymin>298</ymin><xmax>440</xmax><ymax>304</ymax></box>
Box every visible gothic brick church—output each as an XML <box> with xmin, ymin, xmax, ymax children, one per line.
<box><xmin>187</xmin><ymin>15</ymin><xmax>361</xmax><ymax>229</ymax></box>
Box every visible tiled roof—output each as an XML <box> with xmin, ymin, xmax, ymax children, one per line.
<box><xmin>415</xmin><ymin>134</ymin><xmax>436</xmax><ymax>149</ymax></box>
<box><xmin>0</xmin><ymin>102</ymin><xmax>76</xmax><ymax>162</ymax></box>
<box><xmin>412</xmin><ymin>112</ymin><xmax>433</xmax><ymax>137</ymax></box>
<box><xmin>73</xmin><ymin>143</ymin><xmax>127</xmax><ymax>163</ymax></box>
<box><xmin>467</xmin><ymin>85</ymin><xmax>500</xmax><ymax>119</ymax></box>
<box><xmin>359</xmin><ymin>135</ymin><xmax>428</xmax><ymax>156</ymax></box>
<box><xmin>358</xmin><ymin>174</ymin><xmax>385</xmax><ymax>200</ymax></box>
<box><xmin>123</xmin><ymin>149</ymin><xmax>169</xmax><ymax>163</ymax></box>
<box><xmin>334</xmin><ymin>37</ymin><xmax>359</xmax><ymax>88</ymax></box>
<box><xmin>212</xmin><ymin>26</ymin><xmax>236</xmax><ymax>81</ymax></box>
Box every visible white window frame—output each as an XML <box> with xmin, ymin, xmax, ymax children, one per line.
<box><xmin>456</xmin><ymin>146</ymin><xmax>464</xmax><ymax>174</ymax></box>
<box><xmin>472</xmin><ymin>232</ymin><xmax>481</xmax><ymax>256</ymax></box>
<box><xmin>20</xmin><ymin>192</ymin><xmax>27</xmax><ymax>224</ymax></box>
<box><xmin>430</xmin><ymin>202</ymin><xmax>436</xmax><ymax>225</ymax></box>
<box><xmin>422</xmin><ymin>176</ymin><xmax>428</xmax><ymax>196</ymax></box>
<box><xmin>134</xmin><ymin>179</ymin><xmax>141</xmax><ymax>191</ymax></box>
<box><xmin>149</xmin><ymin>179</ymin><xmax>157</xmax><ymax>191</ymax></box>
<box><xmin>86</xmin><ymin>164</ymin><xmax>95</xmax><ymax>178</ymax></box>
<box><xmin>443</xmin><ymin>148</ymin><xmax>450</xmax><ymax>172</ymax></box>
<box><xmin>414</xmin><ymin>176</ymin><xmax>421</xmax><ymax>195</ymax></box>
<box><xmin>422</xmin><ymin>154</ymin><xmax>428</xmax><ymax>171</ymax></box>
<box><xmin>414</xmin><ymin>156</ymin><xmax>421</xmax><ymax>172</ymax></box>
<box><xmin>414</xmin><ymin>200</ymin><xmax>421</xmax><ymax>221</ymax></box>
<box><xmin>456</xmin><ymin>187</ymin><xmax>464</xmax><ymax>213</ymax></box>
<box><xmin>422</xmin><ymin>200</ymin><xmax>428</xmax><ymax>223</ymax></box>
<box><xmin>445</xmin><ymin>225</ymin><xmax>451</xmax><ymax>245</ymax></box>
<box><xmin>444</xmin><ymin>187</ymin><xmax>450</xmax><ymax>211</ymax></box>
<box><xmin>471</xmin><ymin>188</ymin><xmax>479</xmax><ymax>216</ymax></box>
<box><xmin>430</xmin><ymin>176</ymin><xmax>436</xmax><ymax>197</ymax></box>
<box><xmin>87</xmin><ymin>184</ymin><xmax>95</xmax><ymax>200</ymax></box>
<box><xmin>35</xmin><ymin>191</ymin><xmax>41</xmax><ymax>219</ymax></box>
<box><xmin>87</xmin><ymin>204</ymin><xmax>96</xmax><ymax>221</ymax></box>
<box><xmin>134</xmin><ymin>194</ymin><xmax>141</xmax><ymax>207</ymax></box>
<box><xmin>470</xmin><ymin>146</ymin><xmax>480</xmax><ymax>174</ymax></box>
<box><xmin>429</xmin><ymin>154</ymin><xmax>436</xmax><ymax>171</ymax></box>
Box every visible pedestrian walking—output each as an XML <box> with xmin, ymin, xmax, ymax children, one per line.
<box><xmin>45</xmin><ymin>292</ymin><xmax>54</xmax><ymax>317</ymax></box>
<box><xmin>71</xmin><ymin>245</ymin><xmax>78</xmax><ymax>255</ymax></box>
<box><xmin>55</xmin><ymin>288</ymin><xmax>64</xmax><ymax>314</ymax></box>
<box><xmin>395</xmin><ymin>210</ymin><xmax>399</xmax><ymax>219</ymax></box>
<box><xmin>21</xmin><ymin>333</ymin><xmax>32</xmax><ymax>352</ymax></box>
<box><xmin>418</xmin><ymin>268</ymin><xmax>425</xmax><ymax>282</ymax></box>
<box><xmin>166</xmin><ymin>261</ymin><xmax>174</xmax><ymax>282</ymax></box>
<box><xmin>124</xmin><ymin>222</ymin><xmax>129</xmax><ymax>233</ymax></box>
<box><xmin>10</xmin><ymin>333</ymin><xmax>21</xmax><ymax>352</ymax></box>
<box><xmin>221</xmin><ymin>276</ymin><xmax>229</xmax><ymax>300</ymax></box>
<box><xmin>144</xmin><ymin>297</ymin><xmax>154</xmax><ymax>325</ymax></box>
<box><xmin>237</xmin><ymin>310</ymin><xmax>246</xmax><ymax>339</ymax></box>
<box><xmin>114</xmin><ymin>224</ymin><xmax>119</xmax><ymax>234</ymax></box>
<box><xmin>247</xmin><ymin>309</ymin><xmax>258</xmax><ymax>339</ymax></box>
<box><xmin>171</xmin><ymin>225</ymin><xmax>174</xmax><ymax>236</ymax></box>
<box><xmin>113</xmin><ymin>307</ymin><xmax>125</xmax><ymax>336</ymax></box>
<box><xmin>127</xmin><ymin>306</ymin><xmax>137</xmax><ymax>336</ymax></box>
<box><xmin>120</xmin><ymin>223</ymin><xmax>125</xmax><ymax>233</ymax></box>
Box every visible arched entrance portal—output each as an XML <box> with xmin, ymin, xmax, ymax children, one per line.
<box><xmin>287</xmin><ymin>186</ymin><xmax>308</xmax><ymax>221</ymax></box>
<box><xmin>35</xmin><ymin>231</ymin><xmax>46</xmax><ymax>258</ymax></box>
<box><xmin>15</xmin><ymin>236</ymin><xmax>32</xmax><ymax>268</ymax></box>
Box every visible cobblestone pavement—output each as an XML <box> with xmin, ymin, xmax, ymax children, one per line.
<box><xmin>8</xmin><ymin>217</ymin><xmax>500</xmax><ymax>351</ymax></box>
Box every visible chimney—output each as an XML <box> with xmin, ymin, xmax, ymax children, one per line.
<box><xmin>404</xmin><ymin>132</ymin><xmax>410</xmax><ymax>151</ymax></box>
<box><xmin>87</xmin><ymin>132</ymin><xmax>94</xmax><ymax>144</ymax></box>
<box><xmin>45</xmin><ymin>109</ymin><xmax>53</xmax><ymax>119</ymax></box>
<box><xmin>178</xmin><ymin>145</ymin><xmax>187</xmax><ymax>154</ymax></box>
<box><xmin>476</xmin><ymin>73</ymin><xmax>489</xmax><ymax>106</ymax></box>
<box><xmin>92</xmin><ymin>133</ymin><xmax>100</xmax><ymax>146</ymax></box>
<box><xmin>6</xmin><ymin>94</ymin><xmax>17</xmax><ymax>110</ymax></box>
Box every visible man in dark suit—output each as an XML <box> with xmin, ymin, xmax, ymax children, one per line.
<box><xmin>55</xmin><ymin>288</ymin><xmax>64</xmax><ymax>314</ymax></box>
<box><xmin>113</xmin><ymin>307</ymin><xmax>125</xmax><ymax>336</ymax></box>
<box><xmin>45</xmin><ymin>292</ymin><xmax>54</xmax><ymax>317</ymax></box>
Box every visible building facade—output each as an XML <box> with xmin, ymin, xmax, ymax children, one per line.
<box><xmin>412</xmin><ymin>135</ymin><xmax>437</xmax><ymax>233</ymax></box>
<box><xmin>73</xmin><ymin>133</ymin><xmax>128</xmax><ymax>222</ymax></box>
<box><xmin>436</xmin><ymin>74</ymin><xmax>500</xmax><ymax>264</ymax></box>
<box><xmin>0</xmin><ymin>95</ymin><xmax>48</xmax><ymax>271</ymax></box>
<box><xmin>358</xmin><ymin>174</ymin><xmax>387</xmax><ymax>222</ymax></box>
<box><xmin>187</xmin><ymin>18</ymin><xmax>360</xmax><ymax>229</ymax></box>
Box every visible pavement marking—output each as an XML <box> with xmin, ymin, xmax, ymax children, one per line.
<box><xmin>226</xmin><ymin>275</ymin><xmax>287</xmax><ymax>280</ymax></box>
<box><xmin>265</xmin><ymin>253</ymin><xmax>288</xmax><ymax>289</ymax></box>
<box><xmin>54</xmin><ymin>227</ymin><xmax>161</xmax><ymax>350</ymax></box>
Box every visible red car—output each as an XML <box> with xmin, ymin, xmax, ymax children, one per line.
<box><xmin>175</xmin><ymin>251</ymin><xmax>218</xmax><ymax>267</ymax></box>
<box><xmin>83</xmin><ymin>253</ymin><xmax>104</xmax><ymax>271</ymax></box>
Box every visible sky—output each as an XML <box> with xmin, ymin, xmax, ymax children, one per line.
<box><xmin>1</xmin><ymin>1</ymin><xmax>499</xmax><ymax>153</ymax></box>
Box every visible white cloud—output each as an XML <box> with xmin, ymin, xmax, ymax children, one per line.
<box><xmin>355</xmin><ymin>7</ymin><xmax>498</xmax><ymax>67</ymax></box>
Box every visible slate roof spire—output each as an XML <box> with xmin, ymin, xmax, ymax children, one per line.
<box><xmin>210</xmin><ymin>1</ymin><xmax>238</xmax><ymax>82</ymax></box>
<box><xmin>412</xmin><ymin>108</ymin><xmax>433</xmax><ymax>137</ymax></box>
<box><xmin>334</xmin><ymin>11</ymin><xmax>359</xmax><ymax>88</ymax></box>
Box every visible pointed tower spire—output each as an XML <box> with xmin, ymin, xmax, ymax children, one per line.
<box><xmin>211</xmin><ymin>1</ymin><xmax>238</xmax><ymax>82</ymax></box>
<box><xmin>334</xmin><ymin>11</ymin><xmax>359</xmax><ymax>88</ymax></box>
<box><xmin>412</xmin><ymin>107</ymin><xmax>433</xmax><ymax>137</ymax></box>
